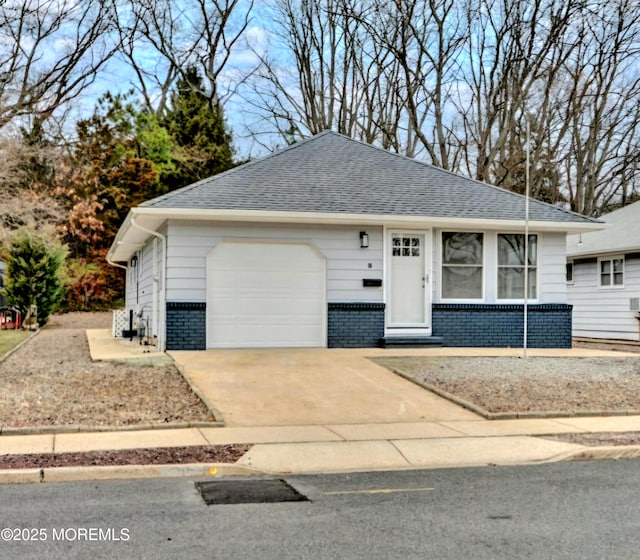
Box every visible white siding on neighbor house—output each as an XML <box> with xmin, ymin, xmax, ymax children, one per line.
<box><xmin>165</xmin><ymin>221</ymin><xmax>384</xmax><ymax>303</ymax></box>
<box><xmin>431</xmin><ymin>229</ymin><xmax>567</xmax><ymax>304</ymax></box>
<box><xmin>568</xmin><ymin>254</ymin><xmax>640</xmax><ymax>341</ymax></box>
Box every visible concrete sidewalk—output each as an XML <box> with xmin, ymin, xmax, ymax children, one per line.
<box><xmin>0</xmin><ymin>333</ymin><xmax>622</xmax><ymax>483</ymax></box>
<box><xmin>2</xmin><ymin>416</ymin><xmax>640</xmax><ymax>482</ymax></box>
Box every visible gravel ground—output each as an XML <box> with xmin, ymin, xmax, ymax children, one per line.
<box><xmin>373</xmin><ymin>355</ymin><xmax>640</xmax><ymax>415</ymax></box>
<box><xmin>0</xmin><ymin>312</ymin><xmax>214</xmax><ymax>428</ymax></box>
<box><xmin>573</xmin><ymin>339</ymin><xmax>640</xmax><ymax>354</ymax></box>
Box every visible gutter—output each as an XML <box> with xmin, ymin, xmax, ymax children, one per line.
<box><xmin>132</xmin><ymin>206</ymin><xmax>604</xmax><ymax>233</ymax></box>
<box><xmin>106</xmin><ymin>256</ymin><xmax>127</xmax><ymax>271</ymax></box>
<box><xmin>130</xmin><ymin>217</ymin><xmax>167</xmax><ymax>352</ymax></box>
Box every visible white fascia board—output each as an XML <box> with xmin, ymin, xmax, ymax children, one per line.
<box><xmin>132</xmin><ymin>206</ymin><xmax>603</xmax><ymax>233</ymax></box>
<box><xmin>568</xmin><ymin>245</ymin><xmax>640</xmax><ymax>259</ymax></box>
<box><xmin>107</xmin><ymin>211</ymin><xmax>166</xmax><ymax>263</ymax></box>
<box><xmin>109</xmin><ymin>206</ymin><xmax>602</xmax><ymax>263</ymax></box>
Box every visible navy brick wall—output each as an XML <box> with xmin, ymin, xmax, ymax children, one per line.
<box><xmin>432</xmin><ymin>303</ymin><xmax>572</xmax><ymax>348</ymax></box>
<box><xmin>166</xmin><ymin>302</ymin><xmax>206</xmax><ymax>350</ymax></box>
<box><xmin>328</xmin><ymin>302</ymin><xmax>385</xmax><ymax>348</ymax></box>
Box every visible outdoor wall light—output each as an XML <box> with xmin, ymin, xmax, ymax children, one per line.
<box><xmin>131</xmin><ymin>255</ymin><xmax>138</xmax><ymax>268</ymax></box>
<box><xmin>360</xmin><ymin>231</ymin><xmax>369</xmax><ymax>248</ymax></box>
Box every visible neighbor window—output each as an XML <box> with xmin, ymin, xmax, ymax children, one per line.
<box><xmin>599</xmin><ymin>257</ymin><xmax>624</xmax><ymax>287</ymax></box>
<box><xmin>497</xmin><ymin>234</ymin><xmax>537</xmax><ymax>299</ymax></box>
<box><xmin>566</xmin><ymin>262</ymin><xmax>574</xmax><ymax>284</ymax></box>
<box><xmin>441</xmin><ymin>232</ymin><xmax>484</xmax><ymax>299</ymax></box>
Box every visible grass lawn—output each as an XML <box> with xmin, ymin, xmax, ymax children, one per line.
<box><xmin>0</xmin><ymin>330</ymin><xmax>31</xmax><ymax>357</ymax></box>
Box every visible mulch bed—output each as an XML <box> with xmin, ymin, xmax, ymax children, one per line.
<box><xmin>545</xmin><ymin>432</ymin><xmax>640</xmax><ymax>447</ymax></box>
<box><xmin>0</xmin><ymin>445</ymin><xmax>251</xmax><ymax>470</ymax></box>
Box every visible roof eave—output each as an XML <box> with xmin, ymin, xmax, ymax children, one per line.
<box><xmin>567</xmin><ymin>245</ymin><xmax>640</xmax><ymax>259</ymax></box>
<box><xmin>108</xmin><ymin>206</ymin><xmax>603</xmax><ymax>263</ymax></box>
<box><xmin>133</xmin><ymin>206</ymin><xmax>602</xmax><ymax>231</ymax></box>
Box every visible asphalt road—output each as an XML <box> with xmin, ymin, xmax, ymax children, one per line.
<box><xmin>0</xmin><ymin>460</ymin><xmax>639</xmax><ymax>559</ymax></box>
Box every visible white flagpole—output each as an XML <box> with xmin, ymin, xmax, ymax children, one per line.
<box><xmin>523</xmin><ymin>120</ymin><xmax>530</xmax><ymax>359</ymax></box>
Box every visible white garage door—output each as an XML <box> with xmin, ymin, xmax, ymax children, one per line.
<box><xmin>206</xmin><ymin>241</ymin><xmax>326</xmax><ymax>348</ymax></box>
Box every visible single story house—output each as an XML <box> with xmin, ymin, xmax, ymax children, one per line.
<box><xmin>567</xmin><ymin>200</ymin><xmax>640</xmax><ymax>341</ymax></box>
<box><xmin>107</xmin><ymin>131</ymin><xmax>600</xmax><ymax>351</ymax></box>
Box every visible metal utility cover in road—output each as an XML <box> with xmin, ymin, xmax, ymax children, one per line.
<box><xmin>195</xmin><ymin>479</ymin><xmax>309</xmax><ymax>505</ymax></box>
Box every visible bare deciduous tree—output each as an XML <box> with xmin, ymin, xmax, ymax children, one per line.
<box><xmin>0</xmin><ymin>137</ymin><xmax>64</xmax><ymax>244</ymax></box>
<box><xmin>242</xmin><ymin>0</ymin><xmax>410</xmax><ymax>150</ymax></box>
<box><xmin>115</xmin><ymin>0</ymin><xmax>254</xmax><ymax>116</ymax></box>
<box><xmin>0</xmin><ymin>0</ymin><xmax>119</xmax><ymax>130</ymax></box>
<box><xmin>558</xmin><ymin>0</ymin><xmax>640</xmax><ymax>215</ymax></box>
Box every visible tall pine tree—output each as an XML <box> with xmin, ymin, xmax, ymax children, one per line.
<box><xmin>161</xmin><ymin>66</ymin><xmax>236</xmax><ymax>191</ymax></box>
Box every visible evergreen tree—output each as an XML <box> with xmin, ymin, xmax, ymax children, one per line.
<box><xmin>162</xmin><ymin>66</ymin><xmax>236</xmax><ymax>190</ymax></box>
<box><xmin>3</xmin><ymin>229</ymin><xmax>67</xmax><ymax>326</ymax></box>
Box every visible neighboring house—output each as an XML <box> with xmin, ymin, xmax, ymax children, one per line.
<box><xmin>108</xmin><ymin>131</ymin><xmax>600</xmax><ymax>351</ymax></box>
<box><xmin>567</xmin><ymin>201</ymin><xmax>640</xmax><ymax>341</ymax></box>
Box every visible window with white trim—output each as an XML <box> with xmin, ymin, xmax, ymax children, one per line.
<box><xmin>599</xmin><ymin>256</ymin><xmax>624</xmax><ymax>287</ymax></box>
<box><xmin>441</xmin><ymin>232</ymin><xmax>483</xmax><ymax>299</ymax></box>
<box><xmin>392</xmin><ymin>234</ymin><xmax>421</xmax><ymax>257</ymax></box>
<box><xmin>497</xmin><ymin>234</ymin><xmax>537</xmax><ymax>299</ymax></box>
<box><xmin>566</xmin><ymin>261</ymin><xmax>574</xmax><ymax>284</ymax></box>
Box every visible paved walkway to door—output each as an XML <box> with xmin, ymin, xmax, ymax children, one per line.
<box><xmin>169</xmin><ymin>349</ymin><xmax>481</xmax><ymax>426</ymax></box>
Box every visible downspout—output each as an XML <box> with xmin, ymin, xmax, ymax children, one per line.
<box><xmin>130</xmin><ymin>216</ymin><xmax>167</xmax><ymax>352</ymax></box>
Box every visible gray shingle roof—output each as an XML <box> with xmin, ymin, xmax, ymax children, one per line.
<box><xmin>567</xmin><ymin>200</ymin><xmax>640</xmax><ymax>256</ymax></box>
<box><xmin>142</xmin><ymin>131</ymin><xmax>596</xmax><ymax>224</ymax></box>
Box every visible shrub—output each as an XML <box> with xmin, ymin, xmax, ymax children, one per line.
<box><xmin>2</xmin><ymin>229</ymin><xmax>67</xmax><ymax>326</ymax></box>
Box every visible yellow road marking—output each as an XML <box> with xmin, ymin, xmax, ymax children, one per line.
<box><xmin>323</xmin><ymin>487</ymin><xmax>434</xmax><ymax>496</ymax></box>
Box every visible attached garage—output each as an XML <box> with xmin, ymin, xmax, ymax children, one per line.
<box><xmin>206</xmin><ymin>241</ymin><xmax>327</xmax><ymax>348</ymax></box>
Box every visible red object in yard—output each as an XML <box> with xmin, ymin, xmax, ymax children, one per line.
<box><xmin>0</xmin><ymin>307</ymin><xmax>22</xmax><ymax>329</ymax></box>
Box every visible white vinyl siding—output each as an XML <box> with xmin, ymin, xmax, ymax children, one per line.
<box><xmin>537</xmin><ymin>232</ymin><xmax>568</xmax><ymax>302</ymax></box>
<box><xmin>568</xmin><ymin>254</ymin><xmax>640</xmax><ymax>341</ymax></box>
<box><xmin>165</xmin><ymin>221</ymin><xmax>383</xmax><ymax>303</ymax></box>
<box><xmin>124</xmin><ymin>225</ymin><xmax>166</xmax><ymax>338</ymax></box>
<box><xmin>124</xmin><ymin>240</ymin><xmax>156</xmax><ymax>335</ymax></box>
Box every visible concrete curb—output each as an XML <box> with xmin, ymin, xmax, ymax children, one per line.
<box><xmin>0</xmin><ymin>462</ymin><xmax>263</xmax><ymax>485</ymax></box>
<box><xmin>0</xmin><ymin>329</ymin><xmax>39</xmax><ymax>364</ymax></box>
<box><xmin>389</xmin><ymin>367</ymin><xmax>640</xmax><ymax>420</ymax></box>
<box><xmin>0</xmin><ymin>421</ymin><xmax>223</xmax><ymax>436</ymax></box>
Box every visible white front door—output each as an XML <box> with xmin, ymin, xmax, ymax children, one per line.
<box><xmin>388</xmin><ymin>231</ymin><xmax>430</xmax><ymax>329</ymax></box>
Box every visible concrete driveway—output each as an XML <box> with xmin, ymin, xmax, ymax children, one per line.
<box><xmin>169</xmin><ymin>348</ymin><xmax>479</xmax><ymax>426</ymax></box>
